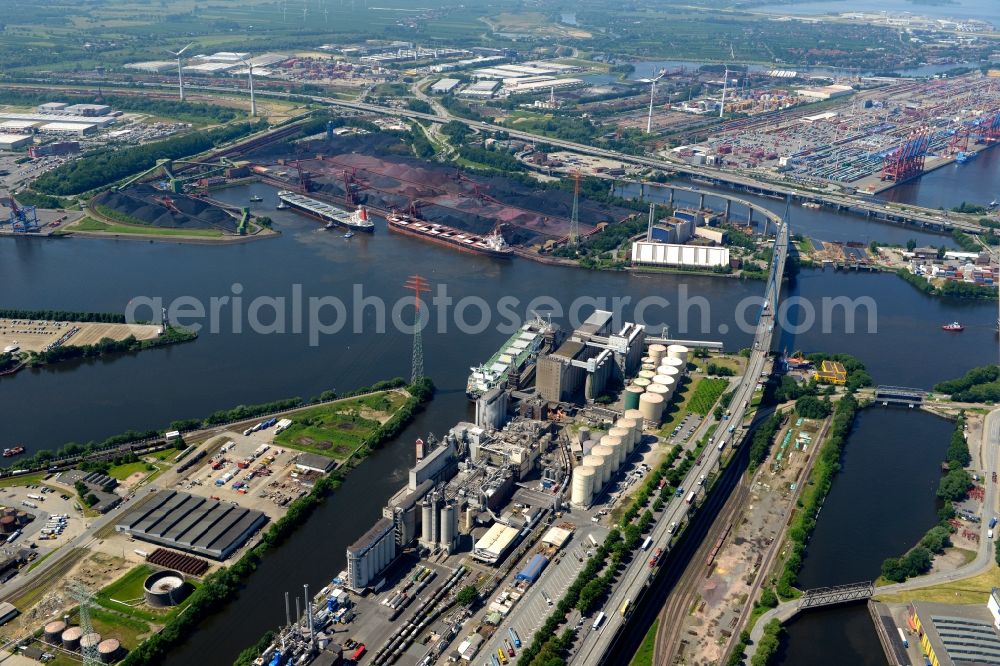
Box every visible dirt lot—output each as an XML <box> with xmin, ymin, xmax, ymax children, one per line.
<box><xmin>0</xmin><ymin>319</ymin><xmax>160</xmax><ymax>353</ymax></box>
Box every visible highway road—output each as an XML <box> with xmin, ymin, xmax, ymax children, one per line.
<box><xmin>746</xmin><ymin>405</ymin><xmax>1000</xmax><ymax>660</ymax></box>
<box><xmin>568</xmin><ymin>218</ymin><xmax>789</xmax><ymax>664</ymax></box>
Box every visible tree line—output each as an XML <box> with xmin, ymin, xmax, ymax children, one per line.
<box><xmin>934</xmin><ymin>364</ymin><xmax>1000</xmax><ymax>403</ymax></box>
<box><xmin>33</xmin><ymin>122</ymin><xmax>257</xmax><ymax>196</ymax></box>
<box><xmin>0</xmin><ymin>308</ymin><xmax>128</xmax><ymax>323</ymax></box>
<box><xmin>28</xmin><ymin>325</ymin><xmax>195</xmax><ymax>366</ymax></box>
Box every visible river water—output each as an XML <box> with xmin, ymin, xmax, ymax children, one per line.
<box><xmin>0</xmin><ymin>160</ymin><xmax>997</xmax><ymax>662</ymax></box>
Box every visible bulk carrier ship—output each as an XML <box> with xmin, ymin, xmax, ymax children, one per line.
<box><xmin>466</xmin><ymin>316</ymin><xmax>554</xmax><ymax>400</ymax></box>
<box><xmin>277</xmin><ymin>191</ymin><xmax>375</xmax><ymax>232</ymax></box>
<box><xmin>386</xmin><ymin>211</ymin><xmax>512</xmax><ymax>259</ymax></box>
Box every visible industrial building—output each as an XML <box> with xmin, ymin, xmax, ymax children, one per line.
<box><xmin>795</xmin><ymin>84</ymin><xmax>854</xmax><ymax>101</ymax></box>
<box><xmin>472</xmin><ymin>522</ymin><xmax>521</xmax><ymax>564</ymax></box>
<box><xmin>459</xmin><ymin>80</ymin><xmax>501</xmax><ymax>98</ymax></box>
<box><xmin>813</xmin><ymin>360</ymin><xmax>847</xmax><ymax>385</ymax></box>
<box><xmin>430</xmin><ymin>78</ymin><xmax>461</xmax><ymax>94</ymax></box>
<box><xmin>0</xmin><ymin>135</ymin><xmax>32</xmax><ymax>151</ymax></box>
<box><xmin>535</xmin><ymin>310</ymin><xmax>645</xmax><ymax>403</ymax></box>
<box><xmin>346</xmin><ymin>517</ymin><xmax>396</xmax><ymax>591</ymax></box>
<box><xmin>114</xmin><ymin>490</ymin><xmax>269</xmax><ymax>560</ymax></box>
<box><xmin>909</xmin><ymin>596</ymin><xmax>1000</xmax><ymax>665</ymax></box>
<box><xmin>631</xmin><ymin>241</ymin><xmax>731</xmax><ymax>268</ymax></box>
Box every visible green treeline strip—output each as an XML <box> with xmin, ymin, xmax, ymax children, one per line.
<box><xmin>777</xmin><ymin>393</ymin><xmax>860</xmax><ymax>599</ymax></box>
<box><xmin>934</xmin><ymin>364</ymin><xmax>1000</xmax><ymax>403</ymax></box>
<box><xmin>27</xmin><ymin>326</ymin><xmax>196</xmax><ymax>366</ymax></box>
<box><xmin>895</xmin><ymin>268</ymin><xmax>997</xmax><ymax>300</ymax></box>
<box><xmin>0</xmin><ymin>308</ymin><xmax>127</xmax><ymax>323</ymax></box>
<box><xmin>33</xmin><ymin>122</ymin><xmax>258</xmax><ymax>196</ymax></box>
<box><xmin>747</xmin><ymin>414</ymin><xmax>785</xmax><ymax>474</ymax></box>
<box><xmin>121</xmin><ymin>379</ymin><xmax>434</xmax><ymax>666</ymax></box>
<box><xmin>880</xmin><ymin>415</ymin><xmax>972</xmax><ymax>583</ymax></box>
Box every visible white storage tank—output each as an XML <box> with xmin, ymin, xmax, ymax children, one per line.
<box><xmin>657</xmin><ymin>364</ymin><xmax>682</xmax><ymax>380</ymax></box>
<box><xmin>619</xmin><ymin>417</ymin><xmax>640</xmax><ymax>450</ymax></box>
<box><xmin>633</xmin><ymin>377</ymin><xmax>651</xmax><ymax>390</ymax></box>
<box><xmin>667</xmin><ymin>344</ymin><xmax>690</xmax><ymax>363</ymax></box>
<box><xmin>590</xmin><ymin>445</ymin><xmax>615</xmax><ymax>483</ymax></box>
<box><xmin>571</xmin><ymin>466</ymin><xmax>596</xmax><ymax>506</ymax></box>
<box><xmin>661</xmin><ymin>357</ymin><xmax>686</xmax><ymax>373</ymax></box>
<box><xmin>601</xmin><ymin>435</ymin><xmax>625</xmax><ymax>469</ymax></box>
<box><xmin>646</xmin><ymin>383</ymin><xmax>672</xmax><ymax>402</ymax></box>
<box><xmin>608</xmin><ymin>427</ymin><xmax>630</xmax><ymax>458</ymax></box>
<box><xmin>653</xmin><ymin>376</ymin><xmax>676</xmax><ymax>399</ymax></box>
<box><xmin>578</xmin><ymin>427</ymin><xmax>591</xmax><ymax>446</ymax></box>
<box><xmin>648</xmin><ymin>343</ymin><xmax>667</xmax><ymax>365</ymax></box>
<box><xmin>637</xmin><ymin>370</ymin><xmax>656</xmax><ymax>381</ymax></box>
<box><xmin>639</xmin><ymin>392</ymin><xmax>665</xmax><ymax>424</ymax></box>
<box><xmin>582</xmin><ymin>454</ymin><xmax>607</xmax><ymax>487</ymax></box>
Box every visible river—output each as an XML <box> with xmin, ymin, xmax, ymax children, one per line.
<box><xmin>753</xmin><ymin>0</ymin><xmax>997</xmax><ymax>24</ymax></box>
<box><xmin>0</xmin><ymin>178</ymin><xmax>996</xmax><ymax>663</ymax></box>
<box><xmin>880</xmin><ymin>143</ymin><xmax>1000</xmax><ymax>211</ymax></box>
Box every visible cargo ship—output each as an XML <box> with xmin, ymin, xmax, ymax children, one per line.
<box><xmin>956</xmin><ymin>151</ymin><xmax>976</xmax><ymax>164</ymax></box>
<box><xmin>387</xmin><ymin>211</ymin><xmax>512</xmax><ymax>258</ymax></box>
<box><xmin>276</xmin><ymin>191</ymin><xmax>375</xmax><ymax>232</ymax></box>
<box><xmin>466</xmin><ymin>316</ymin><xmax>552</xmax><ymax>399</ymax></box>
<box><xmin>2</xmin><ymin>447</ymin><xmax>25</xmax><ymax>457</ymax></box>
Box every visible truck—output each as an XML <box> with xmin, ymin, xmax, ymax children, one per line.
<box><xmin>352</xmin><ymin>644</ymin><xmax>366</xmax><ymax>661</ymax></box>
<box><xmin>897</xmin><ymin>628</ymin><xmax>908</xmax><ymax>649</ymax></box>
<box><xmin>641</xmin><ymin>536</ymin><xmax>652</xmax><ymax>551</ymax></box>
<box><xmin>686</xmin><ymin>491</ymin><xmax>696</xmax><ymax>504</ymax></box>
<box><xmin>592</xmin><ymin>612</ymin><xmax>606</xmax><ymax>631</ymax></box>
<box><xmin>588</xmin><ymin>534</ymin><xmax>598</xmax><ymax>547</ymax></box>
<box><xmin>508</xmin><ymin>628</ymin><xmax>521</xmax><ymax>649</ymax></box>
<box><xmin>717</xmin><ymin>440</ymin><xmax>726</xmax><ymax>451</ymax></box>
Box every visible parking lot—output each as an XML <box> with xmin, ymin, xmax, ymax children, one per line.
<box><xmin>0</xmin><ymin>482</ymin><xmax>85</xmax><ymax>552</ymax></box>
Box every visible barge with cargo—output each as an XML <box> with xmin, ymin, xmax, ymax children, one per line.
<box><xmin>277</xmin><ymin>191</ymin><xmax>375</xmax><ymax>232</ymax></box>
<box><xmin>386</xmin><ymin>211</ymin><xmax>512</xmax><ymax>259</ymax></box>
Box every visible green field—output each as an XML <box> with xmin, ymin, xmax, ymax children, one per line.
<box><xmin>95</xmin><ymin>564</ymin><xmax>200</xmax><ymax>624</ymax></box>
<box><xmin>687</xmin><ymin>378</ymin><xmax>729</xmax><ymax>416</ymax></box>
<box><xmin>71</xmin><ymin>217</ymin><xmax>225</xmax><ymax>238</ymax></box>
<box><xmin>0</xmin><ymin>472</ymin><xmax>47</xmax><ymax>488</ymax></box>
<box><xmin>273</xmin><ymin>390</ymin><xmax>407</xmax><ymax>459</ymax></box>
<box><xmin>630</xmin><ymin>617</ymin><xmax>658</xmax><ymax>666</ymax></box>
<box><xmin>108</xmin><ymin>461</ymin><xmax>153</xmax><ymax>481</ymax></box>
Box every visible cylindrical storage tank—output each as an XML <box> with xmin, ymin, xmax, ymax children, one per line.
<box><xmin>641</xmin><ymin>356</ymin><xmax>656</xmax><ymax>366</ymax></box>
<box><xmin>661</xmin><ymin>356</ymin><xmax>686</xmax><ymax>373</ymax></box>
<box><xmin>639</xmin><ymin>392</ymin><xmax>665</xmax><ymax>424</ymax></box>
<box><xmin>651</xmin><ymin>374</ymin><xmax>673</xmax><ymax>386</ymax></box>
<box><xmin>637</xmin><ymin>370</ymin><xmax>656</xmax><ymax>381</ymax></box>
<box><xmin>653</xmin><ymin>375</ymin><xmax>676</xmax><ymax>398</ymax></box>
<box><xmin>582</xmin><ymin>455</ymin><xmax>606</xmax><ymax>487</ymax></box>
<box><xmin>619</xmin><ymin>417</ymin><xmax>640</xmax><ymax>450</ymax></box>
<box><xmin>624</xmin><ymin>408</ymin><xmax>645</xmax><ymax>424</ymax></box>
<box><xmin>80</xmin><ymin>633</ymin><xmax>101</xmax><ymax>653</ymax></box>
<box><xmin>62</xmin><ymin>626</ymin><xmax>83</xmax><ymax>651</ymax></box>
<box><xmin>143</xmin><ymin>570</ymin><xmax>191</xmax><ymax>607</ymax></box>
<box><xmin>647</xmin><ymin>383</ymin><xmax>671</xmax><ymax>401</ymax></box>
<box><xmin>600</xmin><ymin>435</ymin><xmax>624</xmax><ymax>470</ymax></box>
<box><xmin>648</xmin><ymin>343</ymin><xmax>667</xmax><ymax>361</ymax></box>
<box><xmin>421</xmin><ymin>500</ymin><xmax>433</xmax><ymax>545</ymax></box>
<box><xmin>0</xmin><ymin>516</ymin><xmax>16</xmax><ymax>534</ymax></box>
<box><xmin>440</xmin><ymin>504</ymin><xmax>455</xmax><ymax>551</ymax></box>
<box><xmin>609</xmin><ymin>427</ymin><xmax>631</xmax><ymax>457</ymax></box>
<box><xmin>97</xmin><ymin>638</ymin><xmax>122</xmax><ymax>664</ymax></box>
<box><xmin>15</xmin><ymin>511</ymin><xmax>28</xmax><ymax>526</ymax></box>
<box><xmin>667</xmin><ymin>344</ymin><xmax>690</xmax><ymax>363</ymax></box>
<box><xmin>657</xmin><ymin>364</ymin><xmax>682</xmax><ymax>380</ymax></box>
<box><xmin>2</xmin><ymin>508</ymin><xmax>15</xmax><ymax>518</ymax></box>
<box><xmin>624</xmin><ymin>385</ymin><xmax>644</xmax><ymax>411</ymax></box>
<box><xmin>578</xmin><ymin>427</ymin><xmax>591</xmax><ymax>446</ymax></box>
<box><xmin>590</xmin><ymin>445</ymin><xmax>615</xmax><ymax>484</ymax></box>
<box><xmin>633</xmin><ymin>377</ymin><xmax>651</xmax><ymax>390</ymax></box>
<box><xmin>571</xmin><ymin>466</ymin><xmax>595</xmax><ymax>506</ymax></box>
<box><xmin>44</xmin><ymin>621</ymin><xmax>67</xmax><ymax>644</ymax></box>
<box><xmin>641</xmin><ymin>364</ymin><xmax>656</xmax><ymax>374</ymax></box>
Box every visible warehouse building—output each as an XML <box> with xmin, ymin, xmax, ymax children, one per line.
<box><xmin>630</xmin><ymin>241</ymin><xmax>730</xmax><ymax>268</ymax></box>
<box><xmin>0</xmin><ymin>135</ymin><xmax>33</xmax><ymax>151</ymax></box>
<box><xmin>430</xmin><ymin>78</ymin><xmax>461</xmax><ymax>94</ymax></box>
<box><xmin>459</xmin><ymin>80</ymin><xmax>501</xmax><ymax>98</ymax></box>
<box><xmin>909</xmin><ymin>597</ymin><xmax>1000</xmax><ymax>665</ymax></box>
<box><xmin>472</xmin><ymin>522</ymin><xmax>520</xmax><ymax>564</ymax></box>
<box><xmin>346</xmin><ymin>517</ymin><xmax>396</xmax><ymax>591</ymax></box>
<box><xmin>115</xmin><ymin>490</ymin><xmax>268</xmax><ymax>560</ymax></box>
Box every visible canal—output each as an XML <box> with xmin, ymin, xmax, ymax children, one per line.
<box><xmin>0</xmin><ymin>173</ymin><xmax>995</xmax><ymax>662</ymax></box>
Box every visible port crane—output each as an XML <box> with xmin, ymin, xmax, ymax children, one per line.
<box><xmin>0</xmin><ymin>194</ymin><xmax>40</xmax><ymax>233</ymax></box>
<box><xmin>114</xmin><ymin>156</ymin><xmax>238</xmax><ymax>193</ymax></box>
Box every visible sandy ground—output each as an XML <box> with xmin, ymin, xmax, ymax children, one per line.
<box><xmin>0</xmin><ymin>319</ymin><xmax>161</xmax><ymax>353</ymax></box>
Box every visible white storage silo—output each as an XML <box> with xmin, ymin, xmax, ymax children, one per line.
<box><xmin>591</xmin><ymin>445</ymin><xmax>615</xmax><ymax>483</ymax></box>
<box><xmin>637</xmin><ymin>370</ymin><xmax>656</xmax><ymax>381</ymax></box>
<box><xmin>667</xmin><ymin>344</ymin><xmax>690</xmax><ymax>363</ymax></box>
<box><xmin>578</xmin><ymin>427</ymin><xmax>591</xmax><ymax>447</ymax></box>
<box><xmin>571</xmin><ymin>466</ymin><xmax>596</xmax><ymax>506</ymax></box>
<box><xmin>582</xmin><ymin>454</ymin><xmax>607</xmax><ymax>487</ymax></box>
<box><xmin>619</xmin><ymin>417</ymin><xmax>640</xmax><ymax>451</ymax></box>
<box><xmin>648</xmin><ymin>343</ymin><xmax>667</xmax><ymax>365</ymax></box>
<box><xmin>601</xmin><ymin>435</ymin><xmax>624</xmax><ymax>469</ymax></box>
<box><xmin>646</xmin><ymin>383</ymin><xmax>671</xmax><ymax>402</ymax></box>
<box><xmin>609</xmin><ymin>427</ymin><xmax>630</xmax><ymax>458</ymax></box>
<box><xmin>661</xmin><ymin>357</ymin><xmax>686</xmax><ymax>373</ymax></box>
<box><xmin>657</xmin><ymin>364</ymin><xmax>682</xmax><ymax>381</ymax></box>
<box><xmin>639</xmin><ymin>392</ymin><xmax>665</xmax><ymax>424</ymax></box>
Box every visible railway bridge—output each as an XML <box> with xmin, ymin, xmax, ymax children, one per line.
<box><xmin>798</xmin><ymin>581</ymin><xmax>875</xmax><ymax>609</ymax></box>
<box><xmin>875</xmin><ymin>386</ymin><xmax>927</xmax><ymax>406</ymax></box>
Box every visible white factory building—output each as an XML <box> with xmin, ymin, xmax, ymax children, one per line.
<box><xmin>0</xmin><ymin>134</ymin><xmax>33</xmax><ymax>151</ymax></box>
<box><xmin>346</xmin><ymin>517</ymin><xmax>396</xmax><ymax>592</ymax></box>
<box><xmin>631</xmin><ymin>241</ymin><xmax>731</xmax><ymax>268</ymax></box>
<box><xmin>472</xmin><ymin>522</ymin><xmax>520</xmax><ymax>564</ymax></box>
<box><xmin>459</xmin><ymin>80</ymin><xmax>501</xmax><ymax>98</ymax></box>
<box><xmin>430</xmin><ymin>78</ymin><xmax>461</xmax><ymax>94</ymax></box>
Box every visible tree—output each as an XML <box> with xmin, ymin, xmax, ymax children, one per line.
<box><xmin>936</xmin><ymin>246</ymin><xmax>947</xmax><ymax>259</ymax></box>
<box><xmin>795</xmin><ymin>395</ymin><xmax>833</xmax><ymax>419</ymax></box>
<box><xmin>937</xmin><ymin>468</ymin><xmax>973</xmax><ymax>502</ymax></box>
<box><xmin>906</xmin><ymin>239</ymin><xmax>917</xmax><ymax>251</ymax></box>
<box><xmin>455</xmin><ymin>585</ymin><xmax>478</xmax><ymax>606</ymax></box>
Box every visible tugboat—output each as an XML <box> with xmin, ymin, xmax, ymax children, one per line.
<box><xmin>276</xmin><ymin>200</ymin><xmax>289</xmax><ymax>210</ymax></box>
<box><xmin>249</xmin><ymin>194</ymin><xmax>263</xmax><ymax>202</ymax></box>
<box><xmin>942</xmin><ymin>321</ymin><xmax>965</xmax><ymax>332</ymax></box>
<box><xmin>2</xmin><ymin>447</ymin><xmax>25</xmax><ymax>457</ymax></box>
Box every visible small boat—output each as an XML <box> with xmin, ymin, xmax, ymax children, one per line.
<box><xmin>989</xmin><ymin>199</ymin><xmax>998</xmax><ymax>209</ymax></box>
<box><xmin>942</xmin><ymin>321</ymin><xmax>964</xmax><ymax>332</ymax></box>
<box><xmin>276</xmin><ymin>201</ymin><xmax>289</xmax><ymax>210</ymax></box>
<box><xmin>343</xmin><ymin>231</ymin><xmax>354</xmax><ymax>239</ymax></box>
<box><xmin>249</xmin><ymin>195</ymin><xmax>263</xmax><ymax>202</ymax></box>
<box><xmin>2</xmin><ymin>447</ymin><xmax>25</xmax><ymax>457</ymax></box>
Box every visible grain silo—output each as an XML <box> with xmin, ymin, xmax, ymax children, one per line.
<box><xmin>641</xmin><ymin>363</ymin><xmax>656</xmax><ymax>373</ymax></box>
<box><xmin>639</xmin><ymin>392</ymin><xmax>665</xmax><ymax>423</ymax></box>
<box><xmin>600</xmin><ymin>435</ymin><xmax>624</xmax><ymax>469</ymax></box>
<box><xmin>571</xmin><ymin>466</ymin><xmax>596</xmax><ymax>507</ymax></box>
<box><xmin>657</xmin><ymin>364</ymin><xmax>682</xmax><ymax>380</ymax></box>
<box><xmin>641</xmin><ymin>355</ymin><xmax>656</xmax><ymax>366</ymax></box>
<box><xmin>97</xmin><ymin>638</ymin><xmax>122</xmax><ymax>664</ymax></box>
<box><xmin>646</xmin><ymin>384</ymin><xmax>672</xmax><ymax>403</ymax></box>
<box><xmin>61</xmin><ymin>626</ymin><xmax>82</xmax><ymax>651</ymax></box>
<box><xmin>582</xmin><ymin>454</ymin><xmax>607</xmax><ymax>487</ymax></box>
<box><xmin>618</xmin><ymin>417</ymin><xmax>640</xmax><ymax>451</ymax></box>
<box><xmin>633</xmin><ymin>377</ymin><xmax>651</xmax><ymax>390</ymax></box>
<box><xmin>44</xmin><ymin>620</ymin><xmax>67</xmax><ymax>644</ymax></box>
<box><xmin>637</xmin><ymin>370</ymin><xmax>656</xmax><ymax>381</ymax></box>
<box><xmin>661</xmin><ymin>357</ymin><xmax>685</xmax><ymax>373</ymax></box>
<box><xmin>648</xmin><ymin>343</ymin><xmax>667</xmax><ymax>365</ymax></box>
<box><xmin>624</xmin><ymin>385</ymin><xmax>644</xmax><ymax>411</ymax></box>
<box><xmin>440</xmin><ymin>502</ymin><xmax>457</xmax><ymax>553</ymax></box>
<box><xmin>609</xmin><ymin>427</ymin><xmax>631</xmax><ymax>457</ymax></box>
<box><xmin>667</xmin><ymin>344</ymin><xmax>690</xmax><ymax>363</ymax></box>
<box><xmin>80</xmin><ymin>633</ymin><xmax>102</xmax><ymax>654</ymax></box>
<box><xmin>591</xmin><ymin>445</ymin><xmax>615</xmax><ymax>482</ymax></box>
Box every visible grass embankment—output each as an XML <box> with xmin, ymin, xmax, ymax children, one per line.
<box><xmin>0</xmin><ymin>472</ymin><xmax>47</xmax><ymax>488</ymax></box>
<box><xmin>629</xmin><ymin>618</ymin><xmax>658</xmax><ymax>666</ymax></box>
<box><xmin>72</xmin><ymin>217</ymin><xmax>225</xmax><ymax>238</ymax></box>
<box><xmin>120</xmin><ymin>378</ymin><xmax>434</xmax><ymax>666</ymax></box>
<box><xmin>876</xmin><ymin>564</ymin><xmax>1000</xmax><ymax>605</ymax></box>
<box><xmin>274</xmin><ymin>391</ymin><xmax>411</xmax><ymax>460</ymax></box>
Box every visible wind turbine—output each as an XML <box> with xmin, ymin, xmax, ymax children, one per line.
<box><xmin>239</xmin><ymin>56</ymin><xmax>257</xmax><ymax>117</ymax></box>
<box><xmin>168</xmin><ymin>43</ymin><xmax>195</xmax><ymax>102</ymax></box>
<box><xmin>646</xmin><ymin>69</ymin><xmax>666</xmax><ymax>134</ymax></box>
